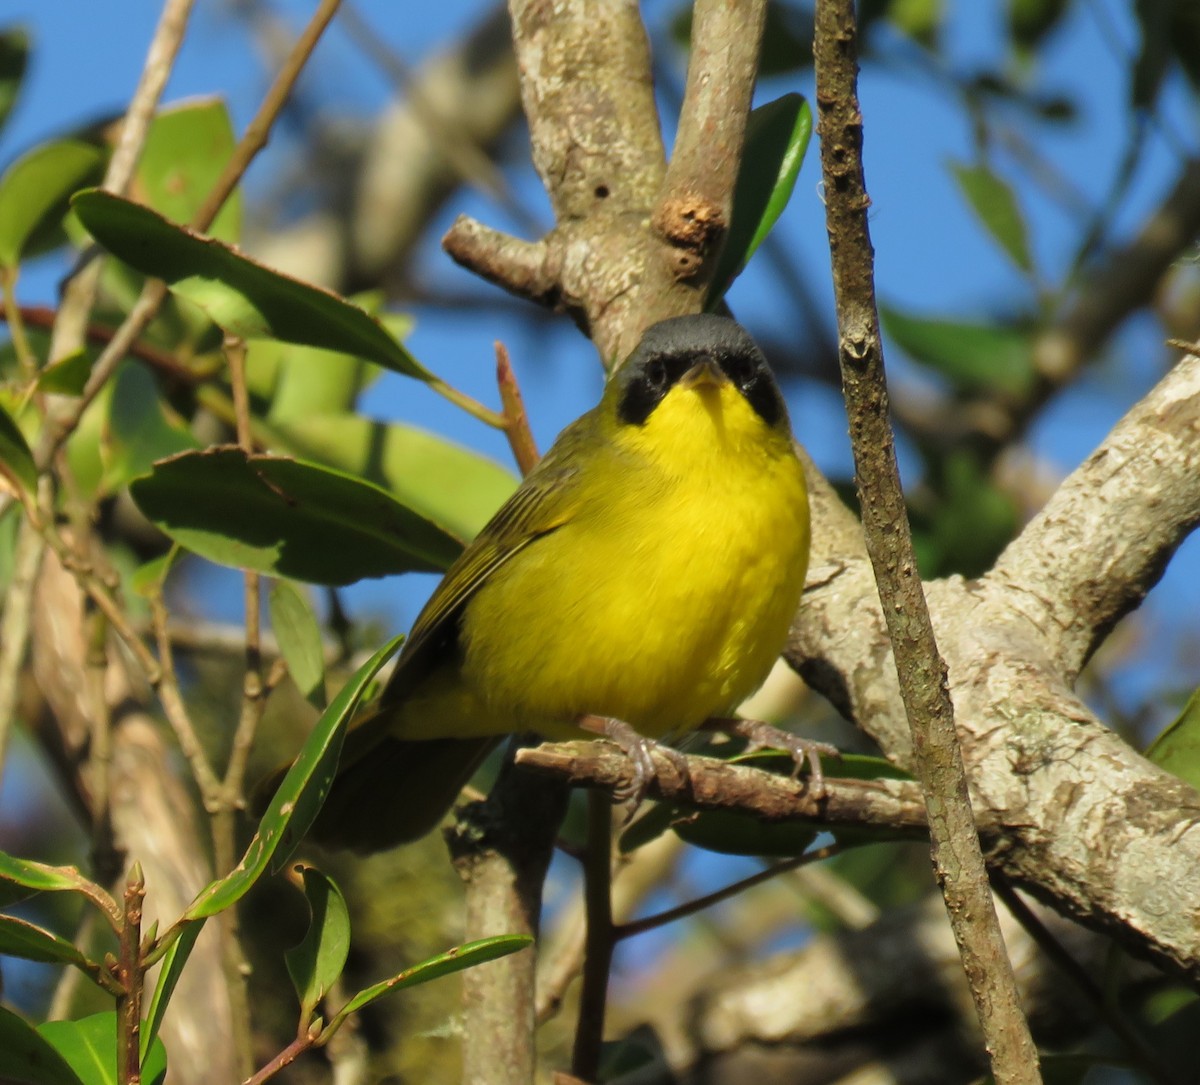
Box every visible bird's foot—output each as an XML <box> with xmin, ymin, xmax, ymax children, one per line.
<box><xmin>578</xmin><ymin>714</ymin><xmax>691</xmax><ymax>811</ymax></box>
<box><xmin>710</xmin><ymin>717</ymin><xmax>838</xmax><ymax>798</ymax></box>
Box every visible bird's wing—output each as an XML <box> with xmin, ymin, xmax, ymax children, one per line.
<box><xmin>380</xmin><ymin>418</ymin><xmax>595</xmax><ymax>704</ymax></box>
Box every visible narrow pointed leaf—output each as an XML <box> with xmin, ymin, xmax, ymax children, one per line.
<box><xmin>39</xmin><ymin>1013</ymin><xmax>167</xmax><ymax>1085</ymax></box>
<box><xmin>71</xmin><ymin>190</ymin><xmax>432</xmax><ymax>380</ymax></box>
<box><xmin>0</xmin><ymin>1005</ymin><xmax>86</xmax><ymax>1085</ymax></box>
<box><xmin>184</xmin><ymin>634</ymin><xmax>404</xmax><ymax>920</ymax></box>
<box><xmin>1147</xmin><ymin>687</ymin><xmax>1200</xmax><ymax>791</ymax></box>
<box><xmin>285</xmin><ymin>867</ymin><xmax>351</xmax><ymax>1018</ymax></box>
<box><xmin>948</xmin><ymin>160</ymin><xmax>1034</xmax><ymax>275</ymax></box>
<box><xmin>270</xmin><ymin>413</ymin><xmax>516</xmax><ymax>542</ymax></box>
<box><xmin>129</xmin><ymin>447</ymin><xmax>463</xmax><ymax>585</ymax></box>
<box><xmin>269</xmin><ymin>581</ymin><xmax>327</xmax><ymax>708</ymax></box>
<box><xmin>141</xmin><ymin>920</ymin><xmax>203</xmax><ymax>1064</ymax></box>
<box><xmin>0</xmin><ymin>912</ymin><xmax>95</xmax><ymax>968</ymax></box>
<box><xmin>707</xmin><ymin>93</ymin><xmax>812</xmax><ymax>305</ymax></box>
<box><xmin>0</xmin><ymin>140</ymin><xmax>105</xmax><ymax>269</ymax></box>
<box><xmin>0</xmin><ymin>401</ymin><xmax>36</xmax><ymax>493</ymax></box>
<box><xmin>330</xmin><ymin>935</ymin><xmax>532</xmax><ymax>1026</ymax></box>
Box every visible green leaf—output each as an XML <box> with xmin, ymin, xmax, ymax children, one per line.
<box><xmin>0</xmin><ymin>1005</ymin><xmax>86</xmax><ymax>1085</ymax></box>
<box><xmin>1147</xmin><ymin>686</ymin><xmax>1200</xmax><ymax>791</ymax></box>
<box><xmin>0</xmin><ymin>912</ymin><xmax>95</xmax><ymax>968</ymax></box>
<box><xmin>36</xmin><ymin>349</ymin><xmax>92</xmax><ymax>395</ymax></box>
<box><xmin>673</xmin><ymin>809</ymin><xmax>819</xmax><ymax>857</ymax></box>
<box><xmin>1008</xmin><ymin>0</ymin><xmax>1072</xmax><ymax>51</ymax></box>
<box><xmin>285</xmin><ymin>867</ymin><xmax>351</xmax><ymax>1019</ymax></box>
<box><xmin>329</xmin><ymin>935</ymin><xmax>533</xmax><ymax>1027</ymax></box>
<box><xmin>707</xmin><ymin>93</ymin><xmax>812</xmax><ymax>306</ymax></box>
<box><xmin>0</xmin><ymin>400</ymin><xmax>36</xmax><ymax>494</ymax></box>
<box><xmin>0</xmin><ymin>140</ymin><xmax>105</xmax><ymax>269</ymax></box>
<box><xmin>130</xmin><ymin>447</ymin><xmax>462</xmax><ymax>586</ymax></box>
<box><xmin>0</xmin><ymin>27</ymin><xmax>30</xmax><ymax>137</ymax></box>
<box><xmin>879</xmin><ymin>305</ymin><xmax>1036</xmax><ymax>398</ymax></box>
<box><xmin>39</xmin><ymin>1013</ymin><xmax>167</xmax><ymax>1085</ymax></box>
<box><xmin>103</xmin><ymin>364</ymin><xmax>198</xmax><ymax>491</ymax></box>
<box><xmin>141</xmin><ymin>920</ymin><xmax>202</xmax><ymax>1065</ymax></box>
<box><xmin>184</xmin><ymin>634</ymin><xmax>404</xmax><ymax>920</ymax></box>
<box><xmin>71</xmin><ymin>190</ymin><xmax>433</xmax><ymax>380</ymax></box>
<box><xmin>270</xmin><ymin>413</ymin><xmax>517</xmax><ymax>543</ymax></box>
<box><xmin>136</xmin><ymin>98</ymin><xmax>241</xmax><ymax>242</ymax></box>
<box><xmin>269</xmin><ymin>581</ymin><xmax>327</xmax><ymax>708</ymax></box>
<box><xmin>0</xmin><ymin>851</ymin><xmax>107</xmax><ymax>908</ymax></box>
<box><xmin>128</xmin><ymin>548</ymin><xmax>180</xmax><ymax>599</ymax></box>
<box><xmin>948</xmin><ymin>160</ymin><xmax>1034</xmax><ymax>275</ymax></box>
<box><xmin>886</xmin><ymin>0</ymin><xmax>943</xmax><ymax>47</ymax></box>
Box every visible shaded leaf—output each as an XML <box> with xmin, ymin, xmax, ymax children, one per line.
<box><xmin>269</xmin><ymin>581</ymin><xmax>327</xmax><ymax>709</ymax></box>
<box><xmin>0</xmin><ymin>912</ymin><xmax>94</xmax><ymax>968</ymax></box>
<box><xmin>1147</xmin><ymin>686</ymin><xmax>1200</xmax><ymax>791</ymax></box>
<box><xmin>103</xmin><ymin>364</ymin><xmax>198</xmax><ymax>491</ymax></box>
<box><xmin>285</xmin><ymin>867</ymin><xmax>351</xmax><ymax>1019</ymax></box>
<box><xmin>270</xmin><ymin>413</ymin><xmax>516</xmax><ymax>543</ymax></box>
<box><xmin>673</xmin><ymin>809</ymin><xmax>819</xmax><ymax>857</ymax></box>
<box><xmin>39</xmin><ymin>1013</ymin><xmax>167</xmax><ymax>1085</ymax></box>
<box><xmin>880</xmin><ymin>304</ymin><xmax>1036</xmax><ymax>397</ymax></box>
<box><xmin>329</xmin><ymin>935</ymin><xmax>533</xmax><ymax>1027</ymax></box>
<box><xmin>141</xmin><ymin>920</ymin><xmax>202</xmax><ymax>1065</ymax></box>
<box><xmin>72</xmin><ymin>190</ymin><xmax>433</xmax><ymax>380</ymax></box>
<box><xmin>184</xmin><ymin>634</ymin><xmax>404</xmax><ymax>920</ymax></box>
<box><xmin>0</xmin><ymin>140</ymin><xmax>105</xmax><ymax>269</ymax></box>
<box><xmin>1008</xmin><ymin>0</ymin><xmax>1071</xmax><ymax>50</ymax></box>
<box><xmin>708</xmin><ymin>93</ymin><xmax>812</xmax><ymax>305</ymax></box>
<box><xmin>36</xmin><ymin>349</ymin><xmax>91</xmax><ymax>395</ymax></box>
<box><xmin>135</xmin><ymin>98</ymin><xmax>240</xmax><ymax>242</ymax></box>
<box><xmin>948</xmin><ymin>160</ymin><xmax>1034</xmax><ymax>275</ymax></box>
<box><xmin>129</xmin><ymin>447</ymin><xmax>463</xmax><ymax>586</ymax></box>
<box><xmin>0</xmin><ymin>1005</ymin><xmax>86</xmax><ymax>1085</ymax></box>
<box><xmin>0</xmin><ymin>401</ymin><xmax>36</xmax><ymax>494</ymax></box>
<box><xmin>0</xmin><ymin>27</ymin><xmax>30</xmax><ymax>136</ymax></box>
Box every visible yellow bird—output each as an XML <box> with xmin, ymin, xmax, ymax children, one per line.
<box><xmin>304</xmin><ymin>314</ymin><xmax>813</xmax><ymax>851</ymax></box>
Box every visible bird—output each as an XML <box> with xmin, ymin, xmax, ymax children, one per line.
<box><xmin>290</xmin><ymin>313</ymin><xmax>817</xmax><ymax>851</ymax></box>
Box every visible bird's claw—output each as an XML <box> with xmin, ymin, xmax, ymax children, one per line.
<box><xmin>726</xmin><ymin>718</ymin><xmax>838</xmax><ymax>798</ymax></box>
<box><xmin>578</xmin><ymin>715</ymin><xmax>690</xmax><ymax>816</ymax></box>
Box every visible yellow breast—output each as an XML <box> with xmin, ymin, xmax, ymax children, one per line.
<box><xmin>426</xmin><ymin>378</ymin><xmax>810</xmax><ymax>741</ymax></box>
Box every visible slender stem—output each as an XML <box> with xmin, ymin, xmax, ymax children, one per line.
<box><xmin>571</xmin><ymin>792</ymin><xmax>615</xmax><ymax>1081</ymax></box>
<box><xmin>428</xmin><ymin>376</ymin><xmax>508</xmax><ymax>429</ymax></box>
<box><xmin>1</xmin><ymin>268</ymin><xmax>37</xmax><ymax>378</ymax></box>
<box><xmin>616</xmin><ymin>844</ymin><xmax>844</xmax><ymax>940</ymax></box>
<box><xmin>494</xmin><ymin>341</ymin><xmax>540</xmax><ymax>474</ymax></box>
<box><xmin>116</xmin><ymin>865</ymin><xmax>146</xmax><ymax>1085</ymax></box>
<box><xmin>0</xmin><ymin>516</ymin><xmax>45</xmax><ymax>775</ymax></box>
<box><xmin>243</xmin><ymin>1025</ymin><xmax>320</xmax><ymax>1085</ymax></box>
<box><xmin>991</xmin><ymin>877</ymin><xmax>1184</xmax><ymax>1085</ymax></box>
<box><xmin>84</xmin><ymin>607</ymin><xmax>121</xmax><ymax>885</ymax></box>
<box><xmin>813</xmin><ymin>3</ymin><xmax>1040</xmax><ymax>1082</ymax></box>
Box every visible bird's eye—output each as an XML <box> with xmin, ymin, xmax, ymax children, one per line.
<box><xmin>646</xmin><ymin>358</ymin><xmax>668</xmax><ymax>390</ymax></box>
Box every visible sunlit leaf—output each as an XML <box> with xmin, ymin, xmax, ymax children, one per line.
<box><xmin>0</xmin><ymin>140</ymin><xmax>105</xmax><ymax>269</ymax></box>
<box><xmin>269</xmin><ymin>580</ymin><xmax>327</xmax><ymax>708</ymax></box>
<box><xmin>140</xmin><ymin>920</ymin><xmax>202</xmax><ymax>1065</ymax></box>
<box><xmin>184</xmin><ymin>634</ymin><xmax>404</xmax><ymax>919</ymax></box>
<box><xmin>1147</xmin><ymin>686</ymin><xmax>1200</xmax><ymax>791</ymax></box>
<box><xmin>948</xmin><ymin>160</ymin><xmax>1034</xmax><ymax>275</ymax></box>
<box><xmin>708</xmin><ymin>93</ymin><xmax>812</xmax><ymax>305</ymax></box>
<box><xmin>285</xmin><ymin>867</ymin><xmax>351</xmax><ymax>1019</ymax></box>
<box><xmin>0</xmin><ymin>851</ymin><xmax>108</xmax><ymax>909</ymax></box>
<box><xmin>329</xmin><ymin>935</ymin><xmax>533</xmax><ymax>1027</ymax></box>
<box><xmin>72</xmin><ymin>190</ymin><xmax>433</xmax><ymax>380</ymax></box>
<box><xmin>129</xmin><ymin>447</ymin><xmax>463</xmax><ymax>586</ymax></box>
<box><xmin>36</xmin><ymin>349</ymin><xmax>91</xmax><ymax>395</ymax></box>
<box><xmin>0</xmin><ymin>1005</ymin><xmax>86</xmax><ymax>1085</ymax></box>
<box><xmin>135</xmin><ymin>97</ymin><xmax>240</xmax><ymax>242</ymax></box>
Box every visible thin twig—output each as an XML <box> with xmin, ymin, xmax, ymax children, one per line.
<box><xmin>1</xmin><ymin>268</ymin><xmax>37</xmax><ymax>378</ymax></box>
<box><xmin>616</xmin><ymin>843</ymin><xmax>844</xmax><ymax>940</ymax></box>
<box><xmin>0</xmin><ymin>516</ymin><xmax>45</xmax><ymax>773</ymax></box>
<box><xmin>813</xmin><ymin>3</ymin><xmax>1040</xmax><ymax>1083</ymax></box>
<box><xmin>116</xmin><ymin>864</ymin><xmax>145</xmax><ymax>1085</ymax></box>
<box><xmin>495</xmin><ymin>340</ymin><xmax>540</xmax><ymax>474</ymax></box>
<box><xmin>571</xmin><ymin>792</ymin><xmax>616</xmax><ymax>1083</ymax></box>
